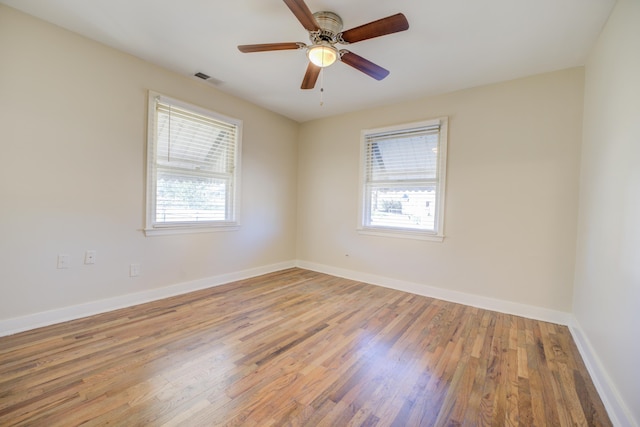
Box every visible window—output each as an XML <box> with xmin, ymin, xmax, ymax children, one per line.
<box><xmin>145</xmin><ymin>92</ymin><xmax>241</xmax><ymax>235</ymax></box>
<box><xmin>359</xmin><ymin>118</ymin><xmax>448</xmax><ymax>241</ymax></box>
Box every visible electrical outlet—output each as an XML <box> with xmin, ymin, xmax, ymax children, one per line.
<box><xmin>129</xmin><ymin>263</ymin><xmax>140</xmax><ymax>277</ymax></box>
<box><xmin>84</xmin><ymin>250</ymin><xmax>96</xmax><ymax>265</ymax></box>
<box><xmin>57</xmin><ymin>254</ymin><xmax>70</xmax><ymax>269</ymax></box>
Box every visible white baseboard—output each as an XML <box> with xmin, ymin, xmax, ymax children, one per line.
<box><xmin>297</xmin><ymin>260</ymin><xmax>638</xmax><ymax>426</ymax></box>
<box><xmin>0</xmin><ymin>260</ymin><xmax>296</xmax><ymax>337</ymax></box>
<box><xmin>296</xmin><ymin>260</ymin><xmax>573</xmax><ymax>325</ymax></box>
<box><xmin>569</xmin><ymin>320</ymin><xmax>637</xmax><ymax>427</ymax></box>
<box><xmin>0</xmin><ymin>260</ymin><xmax>570</xmax><ymax>336</ymax></box>
<box><xmin>2</xmin><ymin>260</ymin><xmax>632</xmax><ymax>426</ymax></box>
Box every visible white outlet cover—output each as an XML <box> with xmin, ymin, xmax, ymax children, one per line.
<box><xmin>57</xmin><ymin>254</ymin><xmax>70</xmax><ymax>269</ymax></box>
<box><xmin>84</xmin><ymin>250</ymin><xmax>96</xmax><ymax>265</ymax></box>
<box><xmin>130</xmin><ymin>264</ymin><xmax>140</xmax><ymax>277</ymax></box>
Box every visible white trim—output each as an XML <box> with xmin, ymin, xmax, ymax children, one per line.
<box><xmin>3</xmin><ymin>260</ymin><xmax>632</xmax><ymax>426</ymax></box>
<box><xmin>295</xmin><ymin>260</ymin><xmax>572</xmax><ymax>325</ymax></box>
<box><xmin>0</xmin><ymin>260</ymin><xmax>296</xmax><ymax>337</ymax></box>
<box><xmin>435</xmin><ymin>117</ymin><xmax>448</xmax><ymax>236</ymax></box>
<box><xmin>358</xmin><ymin>117</ymin><xmax>448</xmax><ymax>240</ymax></box>
<box><xmin>569</xmin><ymin>320</ymin><xmax>638</xmax><ymax>427</ymax></box>
<box><xmin>1</xmin><ymin>260</ymin><xmax>572</xmax><ymax>336</ymax></box>
<box><xmin>357</xmin><ymin>228</ymin><xmax>444</xmax><ymax>242</ymax></box>
<box><xmin>144</xmin><ymin>90</ymin><xmax>243</xmax><ymax>235</ymax></box>
<box><xmin>143</xmin><ymin>225</ymin><xmax>240</xmax><ymax>237</ymax></box>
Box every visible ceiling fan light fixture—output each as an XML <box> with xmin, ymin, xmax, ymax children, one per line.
<box><xmin>307</xmin><ymin>44</ymin><xmax>337</xmax><ymax>67</ymax></box>
<box><xmin>237</xmin><ymin>1</ymin><xmax>410</xmax><ymax>89</ymax></box>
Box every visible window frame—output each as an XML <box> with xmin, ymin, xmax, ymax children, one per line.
<box><xmin>358</xmin><ymin>117</ymin><xmax>448</xmax><ymax>242</ymax></box>
<box><xmin>144</xmin><ymin>91</ymin><xmax>242</xmax><ymax>236</ymax></box>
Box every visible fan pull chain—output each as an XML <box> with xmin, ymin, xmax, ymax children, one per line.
<box><xmin>320</xmin><ymin>67</ymin><xmax>325</xmax><ymax>106</ymax></box>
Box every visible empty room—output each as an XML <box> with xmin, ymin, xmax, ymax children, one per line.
<box><xmin>0</xmin><ymin>0</ymin><xmax>638</xmax><ymax>425</ymax></box>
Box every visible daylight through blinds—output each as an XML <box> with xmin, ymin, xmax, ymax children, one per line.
<box><xmin>363</xmin><ymin>123</ymin><xmax>442</xmax><ymax>232</ymax></box>
<box><xmin>152</xmin><ymin>97</ymin><xmax>238</xmax><ymax>225</ymax></box>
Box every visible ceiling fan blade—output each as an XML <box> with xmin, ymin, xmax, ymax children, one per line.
<box><xmin>340</xmin><ymin>13</ymin><xmax>409</xmax><ymax>44</ymax></box>
<box><xmin>283</xmin><ymin>0</ymin><xmax>320</xmax><ymax>32</ymax></box>
<box><xmin>301</xmin><ymin>62</ymin><xmax>321</xmax><ymax>89</ymax></box>
<box><xmin>340</xmin><ymin>50</ymin><xmax>390</xmax><ymax>81</ymax></box>
<box><xmin>238</xmin><ymin>43</ymin><xmax>303</xmax><ymax>53</ymax></box>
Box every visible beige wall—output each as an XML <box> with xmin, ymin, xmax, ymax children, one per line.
<box><xmin>297</xmin><ymin>68</ymin><xmax>585</xmax><ymax>312</ymax></box>
<box><xmin>0</xmin><ymin>4</ymin><xmax>587</xmax><ymax>320</ymax></box>
<box><xmin>0</xmin><ymin>5</ymin><xmax>299</xmax><ymax>320</ymax></box>
<box><xmin>2</xmin><ymin>3</ymin><xmax>636</xmax><ymax>423</ymax></box>
<box><xmin>574</xmin><ymin>0</ymin><xmax>640</xmax><ymax>424</ymax></box>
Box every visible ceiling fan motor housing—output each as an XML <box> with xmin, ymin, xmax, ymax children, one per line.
<box><xmin>311</xmin><ymin>11</ymin><xmax>343</xmax><ymax>44</ymax></box>
<box><xmin>237</xmin><ymin>1</ymin><xmax>409</xmax><ymax>88</ymax></box>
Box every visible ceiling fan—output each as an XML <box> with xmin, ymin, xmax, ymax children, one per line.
<box><xmin>238</xmin><ymin>0</ymin><xmax>409</xmax><ymax>89</ymax></box>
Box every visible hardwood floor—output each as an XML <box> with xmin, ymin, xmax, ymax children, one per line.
<box><xmin>0</xmin><ymin>268</ymin><xmax>610</xmax><ymax>426</ymax></box>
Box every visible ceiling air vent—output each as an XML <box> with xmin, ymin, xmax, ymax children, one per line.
<box><xmin>193</xmin><ymin>72</ymin><xmax>223</xmax><ymax>86</ymax></box>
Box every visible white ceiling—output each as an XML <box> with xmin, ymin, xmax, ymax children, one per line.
<box><xmin>1</xmin><ymin>0</ymin><xmax>615</xmax><ymax>122</ymax></box>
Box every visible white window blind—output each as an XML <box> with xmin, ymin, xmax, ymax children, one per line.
<box><xmin>146</xmin><ymin>92</ymin><xmax>241</xmax><ymax>234</ymax></box>
<box><xmin>360</xmin><ymin>118</ymin><xmax>448</xmax><ymax>240</ymax></box>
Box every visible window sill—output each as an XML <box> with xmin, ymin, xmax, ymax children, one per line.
<box><xmin>144</xmin><ymin>224</ymin><xmax>239</xmax><ymax>237</ymax></box>
<box><xmin>357</xmin><ymin>227</ymin><xmax>444</xmax><ymax>242</ymax></box>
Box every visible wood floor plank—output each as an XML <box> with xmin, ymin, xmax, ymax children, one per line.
<box><xmin>0</xmin><ymin>268</ymin><xmax>611</xmax><ymax>426</ymax></box>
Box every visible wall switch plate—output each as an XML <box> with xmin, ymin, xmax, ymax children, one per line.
<box><xmin>57</xmin><ymin>254</ymin><xmax>70</xmax><ymax>269</ymax></box>
<box><xmin>129</xmin><ymin>263</ymin><xmax>140</xmax><ymax>277</ymax></box>
<box><xmin>84</xmin><ymin>250</ymin><xmax>96</xmax><ymax>265</ymax></box>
